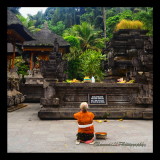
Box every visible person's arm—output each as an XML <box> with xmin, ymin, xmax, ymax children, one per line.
<box><xmin>73</xmin><ymin>113</ymin><xmax>79</xmax><ymax>119</ymax></box>
<box><xmin>91</xmin><ymin>112</ymin><xmax>95</xmax><ymax>119</ymax></box>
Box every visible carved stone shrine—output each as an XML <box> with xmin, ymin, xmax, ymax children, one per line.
<box><xmin>7</xmin><ymin>69</ymin><xmax>25</xmax><ymax>107</ymax></box>
<box><xmin>104</xmin><ymin>29</ymin><xmax>153</xmax><ymax>110</ymax></box>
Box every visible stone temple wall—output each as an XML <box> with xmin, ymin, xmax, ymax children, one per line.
<box><xmin>38</xmin><ymin>83</ymin><xmax>152</xmax><ymax>119</ymax></box>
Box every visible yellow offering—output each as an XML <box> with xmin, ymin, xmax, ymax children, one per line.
<box><xmin>126</xmin><ymin>80</ymin><xmax>135</xmax><ymax>83</ymax></box>
<box><xmin>72</xmin><ymin>79</ymin><xmax>80</xmax><ymax>83</ymax></box>
<box><xmin>117</xmin><ymin>80</ymin><xmax>126</xmax><ymax>83</ymax></box>
<box><xmin>118</xmin><ymin>119</ymin><xmax>123</xmax><ymax>121</ymax></box>
<box><xmin>95</xmin><ymin>120</ymin><xmax>103</xmax><ymax>123</ymax></box>
<box><xmin>83</xmin><ymin>76</ymin><xmax>91</xmax><ymax>83</ymax></box>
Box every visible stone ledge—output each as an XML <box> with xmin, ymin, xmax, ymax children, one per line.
<box><xmin>133</xmin><ymin>111</ymin><xmax>143</xmax><ymax>119</ymax></box>
<box><xmin>143</xmin><ymin>112</ymin><xmax>153</xmax><ymax>119</ymax></box>
<box><xmin>51</xmin><ymin>82</ymin><xmax>139</xmax><ymax>88</ymax></box>
<box><xmin>38</xmin><ymin>108</ymin><xmax>153</xmax><ymax>120</ymax></box>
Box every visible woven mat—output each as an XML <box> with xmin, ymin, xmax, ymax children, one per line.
<box><xmin>8</xmin><ymin>104</ymin><xmax>28</xmax><ymax>112</ymax></box>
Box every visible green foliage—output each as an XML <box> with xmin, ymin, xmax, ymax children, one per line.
<box><xmin>48</xmin><ymin>21</ymin><xmax>65</xmax><ymax>35</ymax></box>
<box><xmin>63</xmin><ymin>22</ymin><xmax>103</xmax><ymax>51</ymax></box>
<box><xmin>67</xmin><ymin>59</ymin><xmax>84</xmax><ymax>80</ymax></box>
<box><xmin>106</xmin><ymin>15</ymin><xmax>120</xmax><ymax>39</ymax></box>
<box><xmin>64</xmin><ymin>36</ymin><xmax>80</xmax><ymax>48</ymax></box>
<box><xmin>79</xmin><ymin>49</ymin><xmax>106</xmax><ymax>81</ymax></box>
<box><xmin>63</xmin><ymin>48</ymin><xmax>107</xmax><ymax>81</ymax></box>
<box><xmin>16</xmin><ymin>14</ymin><xmax>41</xmax><ymax>33</ymax></box>
<box><xmin>106</xmin><ymin>10</ymin><xmax>133</xmax><ymax>39</ymax></box>
<box><xmin>94</xmin><ymin>38</ymin><xmax>108</xmax><ymax>49</ymax></box>
<box><xmin>46</xmin><ymin>7</ymin><xmax>81</xmax><ymax>28</ymax></box>
<box><xmin>19</xmin><ymin>7</ymin><xmax>153</xmax><ymax>40</ymax></box>
<box><xmin>80</xmin><ymin>7</ymin><xmax>103</xmax><ymax>30</ymax></box>
<box><xmin>80</xmin><ymin>10</ymin><xmax>94</xmax><ymax>24</ymax></box>
<box><xmin>15</xmin><ymin>57</ymin><xmax>29</xmax><ymax>76</ymax></box>
<box><xmin>17</xmin><ymin>63</ymin><xmax>29</xmax><ymax>76</ymax></box>
<box><xmin>63</xmin><ymin>47</ymin><xmax>82</xmax><ymax>61</ymax></box>
<box><xmin>63</xmin><ymin>48</ymin><xmax>83</xmax><ymax>80</ymax></box>
<box><xmin>106</xmin><ymin>8</ymin><xmax>153</xmax><ymax>38</ymax></box>
<box><xmin>28</xmin><ymin>11</ymin><xmax>45</xmax><ymax>28</ymax></box>
<box><xmin>44</xmin><ymin>7</ymin><xmax>57</xmax><ymax>21</ymax></box>
<box><xmin>118</xmin><ymin>10</ymin><xmax>133</xmax><ymax>20</ymax></box>
<box><xmin>132</xmin><ymin>8</ymin><xmax>153</xmax><ymax>36</ymax></box>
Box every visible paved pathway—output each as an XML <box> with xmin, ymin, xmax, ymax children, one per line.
<box><xmin>7</xmin><ymin>103</ymin><xmax>153</xmax><ymax>153</ymax></box>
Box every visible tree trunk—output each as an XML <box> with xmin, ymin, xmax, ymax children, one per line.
<box><xmin>102</xmin><ymin>7</ymin><xmax>106</xmax><ymax>39</ymax></box>
<box><xmin>73</xmin><ymin>7</ymin><xmax>76</xmax><ymax>25</ymax></box>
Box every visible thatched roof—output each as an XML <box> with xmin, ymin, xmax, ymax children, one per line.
<box><xmin>21</xmin><ymin>24</ymin><xmax>70</xmax><ymax>47</ymax></box>
<box><xmin>7</xmin><ymin>10</ymin><xmax>35</xmax><ymax>41</ymax></box>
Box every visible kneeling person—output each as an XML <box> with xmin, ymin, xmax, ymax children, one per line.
<box><xmin>74</xmin><ymin>102</ymin><xmax>95</xmax><ymax>144</ymax></box>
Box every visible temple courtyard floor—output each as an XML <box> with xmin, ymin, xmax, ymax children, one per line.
<box><xmin>7</xmin><ymin>103</ymin><xmax>153</xmax><ymax>153</ymax></box>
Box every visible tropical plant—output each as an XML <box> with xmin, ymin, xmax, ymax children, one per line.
<box><xmin>16</xmin><ymin>14</ymin><xmax>41</xmax><ymax>33</ymax></box>
<box><xmin>63</xmin><ymin>22</ymin><xmax>103</xmax><ymax>51</ymax></box>
<box><xmin>133</xmin><ymin>8</ymin><xmax>153</xmax><ymax>36</ymax></box>
<box><xmin>79</xmin><ymin>49</ymin><xmax>106</xmax><ymax>81</ymax></box>
<box><xmin>28</xmin><ymin>11</ymin><xmax>45</xmax><ymax>28</ymax></box>
<box><xmin>15</xmin><ymin>56</ymin><xmax>29</xmax><ymax>77</ymax></box>
<box><xmin>80</xmin><ymin>9</ymin><xmax>94</xmax><ymax>25</ymax></box>
<box><xmin>106</xmin><ymin>8</ymin><xmax>153</xmax><ymax>38</ymax></box>
<box><xmin>63</xmin><ymin>36</ymin><xmax>80</xmax><ymax>48</ymax></box>
<box><xmin>63</xmin><ymin>47</ymin><xmax>83</xmax><ymax>80</ymax></box>
<box><xmin>43</xmin><ymin>7</ymin><xmax>57</xmax><ymax>21</ymax></box>
<box><xmin>106</xmin><ymin>10</ymin><xmax>133</xmax><ymax>39</ymax></box>
<box><xmin>48</xmin><ymin>21</ymin><xmax>65</xmax><ymax>35</ymax></box>
<box><xmin>16</xmin><ymin>63</ymin><xmax>29</xmax><ymax>77</ymax></box>
<box><xmin>46</xmin><ymin>7</ymin><xmax>82</xmax><ymax>28</ymax></box>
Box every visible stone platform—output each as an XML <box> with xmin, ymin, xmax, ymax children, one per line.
<box><xmin>38</xmin><ymin>82</ymin><xmax>153</xmax><ymax>120</ymax></box>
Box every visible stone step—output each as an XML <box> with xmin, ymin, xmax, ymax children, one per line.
<box><xmin>8</xmin><ymin>104</ymin><xmax>28</xmax><ymax>112</ymax></box>
<box><xmin>60</xmin><ymin>104</ymin><xmax>150</xmax><ymax>108</ymax></box>
<box><xmin>38</xmin><ymin>107</ymin><xmax>153</xmax><ymax>120</ymax></box>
